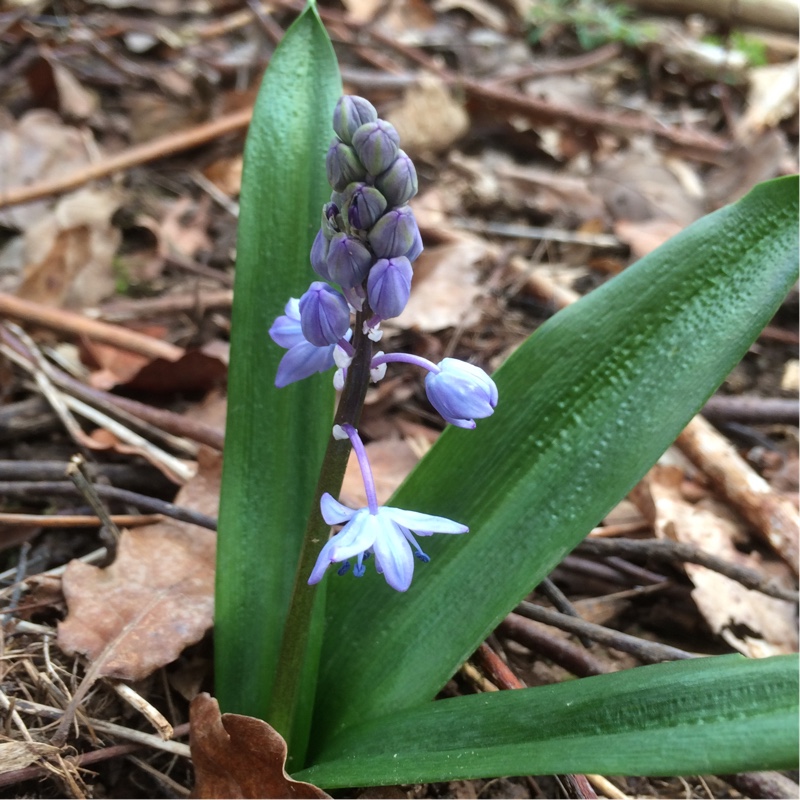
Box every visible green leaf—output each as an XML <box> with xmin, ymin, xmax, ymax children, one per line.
<box><xmin>215</xmin><ymin>2</ymin><xmax>341</xmax><ymax>718</ymax></box>
<box><xmin>297</xmin><ymin>655</ymin><xmax>798</xmax><ymax>787</ymax></box>
<box><xmin>311</xmin><ymin>176</ymin><xmax>799</xmax><ymax>744</ymax></box>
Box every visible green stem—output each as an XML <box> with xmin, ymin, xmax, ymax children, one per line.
<box><xmin>267</xmin><ymin>308</ymin><xmax>373</xmax><ymax>760</ymax></box>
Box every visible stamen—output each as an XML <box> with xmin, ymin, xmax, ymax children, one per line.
<box><xmin>337</xmin><ymin>561</ymin><xmax>351</xmax><ymax>576</ymax></box>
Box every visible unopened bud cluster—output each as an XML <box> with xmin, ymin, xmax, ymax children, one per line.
<box><xmin>269</xmin><ymin>96</ymin><xmax>499</xmax><ymax>592</ymax></box>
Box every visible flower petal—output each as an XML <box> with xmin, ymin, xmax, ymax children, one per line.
<box><xmin>275</xmin><ymin>342</ymin><xmax>336</xmax><ymax>388</ymax></box>
<box><xmin>371</xmin><ymin>521</ymin><xmax>414</xmax><ymax>591</ymax></box>
<box><xmin>307</xmin><ymin>535</ymin><xmax>338</xmax><ymax>585</ymax></box>
<box><xmin>269</xmin><ymin>313</ymin><xmax>304</xmax><ymax>350</ymax></box>
<box><xmin>382</xmin><ymin>506</ymin><xmax>469</xmax><ymax>536</ymax></box>
<box><xmin>330</xmin><ymin>511</ymin><xmax>380</xmax><ymax>561</ymax></box>
<box><xmin>320</xmin><ymin>492</ymin><xmax>357</xmax><ymax>525</ymax></box>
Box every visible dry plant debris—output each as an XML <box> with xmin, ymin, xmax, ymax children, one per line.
<box><xmin>0</xmin><ymin>0</ymin><xmax>796</xmax><ymax>796</ymax></box>
<box><xmin>189</xmin><ymin>694</ymin><xmax>329</xmax><ymax>799</ymax></box>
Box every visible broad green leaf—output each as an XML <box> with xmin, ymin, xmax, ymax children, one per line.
<box><xmin>310</xmin><ymin>176</ymin><xmax>799</xmax><ymax>745</ymax></box>
<box><xmin>297</xmin><ymin>654</ymin><xmax>798</xmax><ymax>786</ymax></box>
<box><xmin>216</xmin><ymin>2</ymin><xmax>341</xmax><ymax>719</ymax></box>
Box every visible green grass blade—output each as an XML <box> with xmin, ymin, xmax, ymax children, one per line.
<box><xmin>311</xmin><ymin>176</ymin><xmax>799</xmax><ymax>742</ymax></box>
<box><xmin>215</xmin><ymin>2</ymin><xmax>341</xmax><ymax>718</ymax></box>
<box><xmin>298</xmin><ymin>655</ymin><xmax>798</xmax><ymax>786</ymax></box>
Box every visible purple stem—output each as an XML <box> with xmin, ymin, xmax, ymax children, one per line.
<box><xmin>371</xmin><ymin>351</ymin><xmax>440</xmax><ymax>373</ymax></box>
<box><xmin>340</xmin><ymin>423</ymin><xmax>379</xmax><ymax>515</ymax></box>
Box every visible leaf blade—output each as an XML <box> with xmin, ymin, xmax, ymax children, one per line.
<box><xmin>298</xmin><ymin>654</ymin><xmax>799</xmax><ymax>786</ymax></box>
<box><xmin>215</xmin><ymin>3</ymin><xmax>342</xmax><ymax>718</ymax></box>
<box><xmin>312</xmin><ymin>176</ymin><xmax>799</xmax><ymax>740</ymax></box>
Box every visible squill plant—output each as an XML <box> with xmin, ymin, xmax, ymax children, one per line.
<box><xmin>215</xmin><ymin>0</ymin><xmax>799</xmax><ymax>788</ymax></box>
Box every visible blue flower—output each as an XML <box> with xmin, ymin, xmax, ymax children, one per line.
<box><xmin>308</xmin><ymin>493</ymin><xmax>468</xmax><ymax>592</ymax></box>
<box><xmin>425</xmin><ymin>358</ymin><xmax>498</xmax><ymax>429</ymax></box>
<box><xmin>269</xmin><ymin>299</ymin><xmax>348</xmax><ymax>388</ymax></box>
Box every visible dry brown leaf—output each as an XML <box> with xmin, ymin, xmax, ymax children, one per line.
<box><xmin>394</xmin><ymin>235</ymin><xmax>493</xmax><ymax>332</ymax></box>
<box><xmin>642</xmin><ymin>465</ymin><xmax>798</xmax><ymax>658</ymax></box>
<box><xmin>159</xmin><ymin>196</ymin><xmax>213</xmax><ymax>259</ymax></box>
<box><xmin>433</xmin><ymin>0</ymin><xmax>508</xmax><ymax>30</ymax></box>
<box><xmin>0</xmin><ymin>741</ymin><xmax>60</xmax><ymax>774</ymax></box>
<box><xmin>57</xmin><ymin>448</ymin><xmax>220</xmax><ymax>680</ymax></box>
<box><xmin>17</xmin><ymin>187</ymin><xmax>122</xmax><ymax>308</ymax></box>
<box><xmin>590</xmin><ymin>140</ymin><xmax>706</xmax><ymax>227</ymax></box>
<box><xmin>341</xmin><ymin>0</ymin><xmax>384</xmax><ymax>23</ymax></box>
<box><xmin>203</xmin><ymin>156</ymin><xmax>243</xmax><ymax>196</ymax></box>
<box><xmin>738</xmin><ymin>59</ymin><xmax>799</xmax><ymax>139</ymax></box>
<box><xmin>385</xmin><ymin>77</ymin><xmax>469</xmax><ymax>157</ymax></box>
<box><xmin>614</xmin><ymin>218</ymin><xmax>684</xmax><ymax>259</ymax></box>
<box><xmin>0</xmin><ymin>110</ymin><xmax>94</xmax><ymax>231</ymax></box>
<box><xmin>190</xmin><ymin>694</ymin><xmax>329</xmax><ymax>799</ymax></box>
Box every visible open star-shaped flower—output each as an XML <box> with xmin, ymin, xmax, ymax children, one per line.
<box><xmin>308</xmin><ymin>493</ymin><xmax>468</xmax><ymax>592</ymax></box>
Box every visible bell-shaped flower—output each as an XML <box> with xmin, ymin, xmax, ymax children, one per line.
<box><xmin>424</xmin><ymin>358</ymin><xmax>498</xmax><ymax>429</ymax></box>
<box><xmin>375</xmin><ymin>150</ymin><xmax>418</xmax><ymax>207</ymax></box>
<box><xmin>333</xmin><ymin>95</ymin><xmax>378</xmax><ymax>144</ymax></box>
<box><xmin>367</xmin><ymin>256</ymin><xmax>412</xmax><ymax>320</ymax></box>
<box><xmin>368</xmin><ymin>206</ymin><xmax>420</xmax><ymax>260</ymax></box>
<box><xmin>308</xmin><ymin>493</ymin><xmax>468</xmax><ymax>592</ymax></box>
<box><xmin>299</xmin><ymin>282</ymin><xmax>351</xmax><ymax>346</ymax></box>
<box><xmin>326</xmin><ymin>232</ymin><xmax>374</xmax><ymax>288</ymax></box>
<box><xmin>351</xmin><ymin>119</ymin><xmax>400</xmax><ymax>176</ymax></box>
<box><xmin>326</xmin><ymin>141</ymin><xmax>366</xmax><ymax>191</ymax></box>
<box><xmin>269</xmin><ymin>299</ymin><xmax>347</xmax><ymax>388</ymax></box>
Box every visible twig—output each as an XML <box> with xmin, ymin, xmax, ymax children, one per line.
<box><xmin>0</xmin><ymin>512</ymin><xmax>161</xmax><ymax>528</ymax></box>
<box><xmin>677</xmin><ymin>415</ymin><xmax>799</xmax><ymax>574</ymax></box>
<box><xmin>0</xmin><ymin>482</ymin><xmax>216</xmax><ymax>531</ymax></box>
<box><xmin>100</xmin><ymin>289</ymin><xmax>234</xmax><ymax>322</ymax></box>
<box><xmin>0</xmin><ymin>293</ymin><xmax>184</xmax><ymax>362</ymax></box>
<box><xmin>577</xmin><ymin>537</ymin><xmax>798</xmax><ymax>602</ymax></box>
<box><xmin>0</xmin><ymin>108</ymin><xmax>252</xmax><ymax>209</ymax></box>
<box><xmin>537</xmin><ymin>577</ymin><xmax>592</xmax><ymax>647</ymax></box>
<box><xmin>62</xmin><ymin>395</ymin><xmax>196</xmax><ymax>484</ymax></box>
<box><xmin>108</xmin><ymin>681</ymin><xmax>173</xmax><ymax>740</ymax></box>
<box><xmin>0</xmin><ymin>326</ymin><xmax>87</xmax><ymax>451</ymax></box>
<box><xmin>46</xmin><ymin>368</ymin><xmax>225</xmax><ymax>451</ymax></box>
<box><xmin>498</xmin><ymin>613</ymin><xmax>612</xmax><ymax>677</ymax></box>
<box><xmin>585</xmin><ymin>775</ymin><xmax>629</xmax><ymax>800</ymax></box>
<box><xmin>721</xmin><ymin>771</ymin><xmax>800</xmax><ymax>800</ymax></box>
<box><xmin>66</xmin><ymin>455</ymin><xmax>122</xmax><ymax>543</ymax></box>
<box><xmin>1</xmin><ymin>543</ymin><xmax>31</xmax><ymax>624</ymax></box>
<box><xmin>453</xmin><ymin>219</ymin><xmax>622</xmax><ymax>248</ymax></box>
<box><xmin>489</xmin><ymin>42</ymin><xmax>623</xmax><ymax>86</ymax></box>
<box><xmin>126</xmin><ymin>754</ymin><xmax>191</xmax><ymax>798</ymax></box>
<box><xmin>0</xmin><ymin>687</ymin><xmax>33</xmax><ymax>742</ymax></box>
<box><xmin>14</xmin><ymin>697</ymin><xmax>191</xmax><ymax>755</ymax></box>
<box><xmin>515</xmin><ymin>601</ymin><xmax>698</xmax><ymax>662</ymax></box>
<box><xmin>473</xmin><ymin>642</ymin><xmax>525</xmax><ymax>690</ymax></box>
<box><xmin>701</xmin><ymin>395</ymin><xmax>798</xmax><ymax>425</ymax></box>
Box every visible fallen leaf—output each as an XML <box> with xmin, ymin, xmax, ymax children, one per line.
<box><xmin>0</xmin><ymin>741</ymin><xmax>60</xmax><ymax>774</ymax></box>
<box><xmin>394</xmin><ymin>235</ymin><xmax>493</xmax><ymax>331</ymax></box>
<box><xmin>17</xmin><ymin>187</ymin><xmax>122</xmax><ymax>308</ymax></box>
<box><xmin>0</xmin><ymin>109</ymin><xmax>94</xmax><ymax>231</ymax></box>
<box><xmin>641</xmin><ymin>465</ymin><xmax>798</xmax><ymax>658</ymax></box>
<box><xmin>738</xmin><ymin>59</ymin><xmax>799</xmax><ymax>139</ymax></box>
<box><xmin>614</xmin><ymin>218</ymin><xmax>684</xmax><ymax>259</ymax></box>
<box><xmin>57</xmin><ymin>448</ymin><xmax>220</xmax><ymax>680</ymax></box>
<box><xmin>385</xmin><ymin>76</ymin><xmax>469</xmax><ymax>157</ymax></box>
<box><xmin>26</xmin><ymin>57</ymin><xmax>99</xmax><ymax>121</ymax></box>
<box><xmin>190</xmin><ymin>694</ymin><xmax>329</xmax><ymax>799</ymax></box>
<box><xmin>159</xmin><ymin>196</ymin><xmax>213</xmax><ymax>259</ymax></box>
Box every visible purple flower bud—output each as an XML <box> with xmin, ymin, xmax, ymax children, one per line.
<box><xmin>321</xmin><ymin>202</ymin><xmax>340</xmax><ymax>240</ymax></box>
<box><xmin>367</xmin><ymin>256</ymin><xmax>412</xmax><ymax>319</ymax></box>
<box><xmin>333</xmin><ymin>96</ymin><xmax>378</xmax><ymax>145</ymax></box>
<box><xmin>299</xmin><ymin>282</ymin><xmax>351</xmax><ymax>346</ymax></box>
<box><xmin>310</xmin><ymin>229</ymin><xmax>332</xmax><ymax>280</ymax></box>
<box><xmin>326</xmin><ymin>141</ymin><xmax>366</xmax><ymax>192</ymax></box>
<box><xmin>424</xmin><ymin>358</ymin><xmax>498</xmax><ymax>429</ymax></box>
<box><xmin>345</xmin><ymin>183</ymin><xmax>388</xmax><ymax>230</ymax></box>
<box><xmin>368</xmin><ymin>205</ymin><xmax>420</xmax><ymax>259</ymax></box>
<box><xmin>405</xmin><ymin>222</ymin><xmax>423</xmax><ymax>262</ymax></box>
<box><xmin>375</xmin><ymin>150</ymin><xmax>418</xmax><ymax>207</ymax></box>
<box><xmin>351</xmin><ymin>120</ymin><xmax>400</xmax><ymax>176</ymax></box>
<box><xmin>327</xmin><ymin>232</ymin><xmax>374</xmax><ymax>288</ymax></box>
